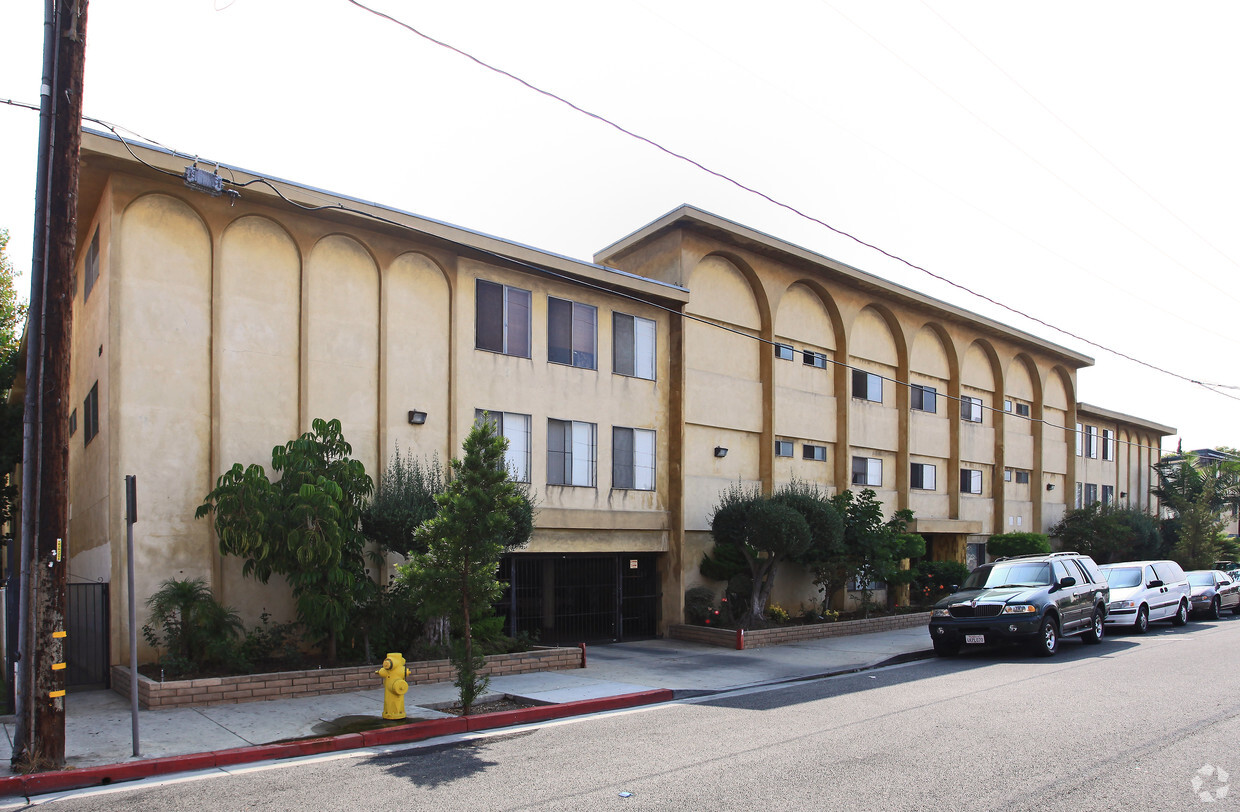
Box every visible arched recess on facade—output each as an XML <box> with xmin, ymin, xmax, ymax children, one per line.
<box><xmin>773</xmin><ymin>278</ymin><xmax>847</xmax><ymax>489</ymax></box>
<box><xmin>1009</xmin><ymin>353</ymin><xmax>1046</xmax><ymax>530</ymax></box>
<box><xmin>382</xmin><ymin>250</ymin><xmax>453</xmax><ymax>470</ymax></box>
<box><xmin>305</xmin><ymin>233</ymin><xmax>381</xmax><ymax>475</ymax></box>
<box><xmin>846</xmin><ymin>303</ymin><xmax>908</xmax><ymax>506</ymax></box>
<box><xmin>117</xmin><ymin>192</ymin><xmax>216</xmax><ymax>601</ymax></box>
<box><xmin>908</xmin><ymin>321</ymin><xmax>959</xmax><ymax>515</ymax></box>
<box><xmin>685</xmin><ymin>251</ymin><xmax>772</xmax><ymax>490</ymax></box>
<box><xmin>961</xmin><ymin>338</ymin><xmax>1004</xmax><ymax>526</ymax></box>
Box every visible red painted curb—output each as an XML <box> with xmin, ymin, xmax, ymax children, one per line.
<box><xmin>2</xmin><ymin>689</ymin><xmax>674</xmax><ymax>799</ymax></box>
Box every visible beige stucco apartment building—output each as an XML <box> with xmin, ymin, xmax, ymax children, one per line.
<box><xmin>61</xmin><ymin>131</ymin><xmax>1173</xmax><ymax>669</ymax></box>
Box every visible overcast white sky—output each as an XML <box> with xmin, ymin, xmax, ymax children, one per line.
<box><xmin>2</xmin><ymin>1</ymin><xmax>1237</xmax><ymax>451</ymax></box>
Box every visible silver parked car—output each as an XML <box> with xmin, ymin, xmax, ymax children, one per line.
<box><xmin>1099</xmin><ymin>560</ymin><xmax>1191</xmax><ymax>633</ymax></box>
<box><xmin>1187</xmin><ymin>569</ymin><xmax>1240</xmax><ymax>619</ymax></box>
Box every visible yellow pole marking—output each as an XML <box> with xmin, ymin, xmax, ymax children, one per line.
<box><xmin>49</xmin><ymin>690</ymin><xmax>65</xmax><ymax>698</ymax></box>
<box><xmin>52</xmin><ymin>631</ymin><xmax>67</xmax><ymax>639</ymax></box>
<box><xmin>51</xmin><ymin>663</ymin><xmax>66</xmax><ymax>671</ymax></box>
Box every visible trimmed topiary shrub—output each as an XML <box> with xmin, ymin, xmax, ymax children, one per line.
<box><xmin>986</xmin><ymin>532</ymin><xmax>1051</xmax><ymax>559</ymax></box>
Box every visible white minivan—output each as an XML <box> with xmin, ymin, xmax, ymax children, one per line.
<box><xmin>1099</xmin><ymin>560</ymin><xmax>1191</xmax><ymax>633</ymax></box>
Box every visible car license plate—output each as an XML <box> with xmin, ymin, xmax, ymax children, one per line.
<box><xmin>965</xmin><ymin>634</ymin><xmax>985</xmax><ymax>645</ymax></box>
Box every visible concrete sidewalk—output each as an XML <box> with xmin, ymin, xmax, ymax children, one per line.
<box><xmin>0</xmin><ymin>625</ymin><xmax>933</xmax><ymax>781</ymax></box>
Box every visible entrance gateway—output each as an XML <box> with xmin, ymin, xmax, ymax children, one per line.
<box><xmin>499</xmin><ymin>553</ymin><xmax>661</xmax><ymax>645</ymax></box>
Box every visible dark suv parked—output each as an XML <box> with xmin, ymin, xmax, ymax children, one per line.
<box><xmin>928</xmin><ymin>552</ymin><xmax>1110</xmax><ymax>657</ymax></box>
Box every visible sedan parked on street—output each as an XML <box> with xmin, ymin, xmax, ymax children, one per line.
<box><xmin>1187</xmin><ymin>569</ymin><xmax>1240</xmax><ymax>619</ymax></box>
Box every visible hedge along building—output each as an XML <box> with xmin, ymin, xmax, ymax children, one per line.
<box><xmin>62</xmin><ymin>130</ymin><xmax>1173</xmax><ymax>670</ymax></box>
<box><xmin>593</xmin><ymin>207</ymin><xmax>1175</xmax><ymax>606</ymax></box>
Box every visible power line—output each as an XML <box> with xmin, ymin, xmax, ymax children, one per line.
<box><xmin>0</xmin><ymin>98</ymin><xmax>1214</xmax><ymax>449</ymax></box>
<box><xmin>339</xmin><ymin>0</ymin><xmax>1240</xmax><ymax>402</ymax></box>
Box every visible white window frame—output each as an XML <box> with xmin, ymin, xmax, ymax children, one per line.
<box><xmin>802</xmin><ymin>350</ymin><xmax>828</xmax><ymax>369</ymax></box>
<box><xmin>1102</xmin><ymin>429</ymin><xmax>1115</xmax><ymax>461</ymax></box>
<box><xmin>613</xmin><ymin>312</ymin><xmax>656</xmax><ymax>380</ymax></box>
<box><xmin>475</xmin><ymin>279</ymin><xmax>532</xmax><ymax>358</ymax></box>
<box><xmin>961</xmin><ymin>468</ymin><xmax>983</xmax><ymax>495</ymax></box>
<box><xmin>1086</xmin><ymin>425</ymin><xmax>1098</xmax><ymax>459</ymax></box>
<box><xmin>775</xmin><ymin>440</ymin><xmax>794</xmax><ymax>458</ymax></box>
<box><xmin>961</xmin><ymin>396</ymin><xmax>983</xmax><ymax>424</ymax></box>
<box><xmin>612</xmin><ymin>426</ymin><xmax>655</xmax><ymax>491</ymax></box>
<box><xmin>852</xmin><ymin>456</ymin><xmax>882</xmax><ymax>487</ymax></box>
<box><xmin>911</xmin><ymin>462</ymin><xmax>936</xmax><ymax>490</ymax></box>
<box><xmin>852</xmin><ymin>369</ymin><xmax>883</xmax><ymax>403</ymax></box>
<box><xmin>1075</xmin><ymin>422</ymin><xmax>1083</xmax><ymax>456</ymax></box>
<box><xmin>474</xmin><ymin>409</ymin><xmax>531</xmax><ymax>482</ymax></box>
<box><xmin>774</xmin><ymin>343</ymin><xmax>795</xmax><ymax>361</ymax></box>
<box><xmin>910</xmin><ymin>384</ymin><xmax>937</xmax><ymax>414</ymax></box>
<box><xmin>547</xmin><ymin>418</ymin><xmax>596</xmax><ymax>487</ymax></box>
<box><xmin>548</xmin><ymin>296</ymin><xmax>597</xmax><ymax>370</ymax></box>
<box><xmin>802</xmin><ymin>444</ymin><xmax>826</xmax><ymax>462</ymax></box>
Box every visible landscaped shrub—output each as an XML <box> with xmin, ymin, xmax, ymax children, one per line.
<box><xmin>986</xmin><ymin>532</ymin><xmax>1051</xmax><ymax>559</ymax></box>
<box><xmin>684</xmin><ymin>586</ymin><xmax>717</xmax><ymax>625</ymax></box>
<box><xmin>142</xmin><ymin>577</ymin><xmax>245</xmax><ymax>676</ymax></box>
<box><xmin>912</xmin><ymin>560</ymin><xmax>971</xmax><ymax>605</ymax></box>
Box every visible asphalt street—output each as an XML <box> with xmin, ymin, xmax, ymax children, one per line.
<box><xmin>19</xmin><ymin>615</ymin><xmax>1240</xmax><ymax>811</ymax></box>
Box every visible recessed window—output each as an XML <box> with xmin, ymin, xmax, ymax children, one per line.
<box><xmin>68</xmin><ymin>408</ymin><xmax>78</xmax><ymax>437</ymax></box>
<box><xmin>961</xmin><ymin>396</ymin><xmax>983</xmax><ymax>424</ymax></box>
<box><xmin>1004</xmin><ymin>400</ymin><xmax>1013</xmax><ymax>413</ymax></box>
<box><xmin>1015</xmin><ymin>403</ymin><xmax>1030</xmax><ymax>417</ymax></box>
<box><xmin>475</xmin><ymin>279</ymin><xmax>531</xmax><ymax>358</ymax></box>
<box><xmin>613</xmin><ymin>313</ymin><xmax>656</xmax><ymax>380</ymax></box>
<box><xmin>910</xmin><ymin>384</ymin><xmax>937</xmax><ymax>413</ymax></box>
<box><xmin>960</xmin><ymin>468</ymin><xmax>982</xmax><ymax>495</ymax></box>
<box><xmin>1102</xmin><ymin>429</ymin><xmax>1115</xmax><ymax>461</ymax></box>
<box><xmin>83</xmin><ymin>229</ymin><xmax>99</xmax><ymax>302</ymax></box>
<box><xmin>1075</xmin><ymin>482</ymin><xmax>1084</xmax><ymax>509</ymax></box>
<box><xmin>775</xmin><ymin>440</ymin><xmax>794</xmax><ymax>458</ymax></box>
<box><xmin>548</xmin><ymin>419</ymin><xmax>596</xmax><ymax>487</ymax></box>
<box><xmin>612</xmin><ymin>426</ymin><xmax>655</xmax><ymax>490</ymax></box>
<box><xmin>475</xmin><ymin>409</ymin><xmax>531</xmax><ymax>482</ymax></box>
<box><xmin>1085</xmin><ymin>425</ymin><xmax>1098</xmax><ymax>459</ymax></box>
<box><xmin>548</xmin><ymin>297</ymin><xmax>597</xmax><ymax>369</ymax></box>
<box><xmin>1075</xmin><ymin>422</ymin><xmax>1084</xmax><ymax>456</ymax></box>
<box><xmin>802</xmin><ymin>444</ymin><xmax>826</xmax><ymax>462</ymax></box>
<box><xmin>1004</xmin><ymin>468</ymin><xmax>1013</xmax><ymax>482</ymax></box>
<box><xmin>774</xmin><ymin>343</ymin><xmax>795</xmax><ymax>361</ymax></box>
<box><xmin>851</xmin><ymin>370</ymin><xmax>882</xmax><ymax>403</ymax></box>
<box><xmin>802</xmin><ymin>351</ymin><xmax>827</xmax><ymax>369</ymax></box>
<box><xmin>852</xmin><ymin>456</ymin><xmax>882</xmax><ymax>487</ymax></box>
<box><xmin>1015</xmin><ymin>470</ymin><xmax>1030</xmax><ymax>485</ymax></box>
<box><xmin>911</xmin><ymin>463</ymin><xmax>936</xmax><ymax>490</ymax></box>
<box><xmin>84</xmin><ymin>382</ymin><xmax>99</xmax><ymax>445</ymax></box>
<box><xmin>1084</xmin><ymin>483</ymin><xmax>1098</xmax><ymax>504</ymax></box>
<box><xmin>1102</xmin><ymin>484</ymin><xmax>1114</xmax><ymax>505</ymax></box>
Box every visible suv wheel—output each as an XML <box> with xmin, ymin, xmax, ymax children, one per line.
<box><xmin>1032</xmin><ymin>615</ymin><xmax>1058</xmax><ymax>657</ymax></box>
<box><xmin>933</xmin><ymin>639</ymin><xmax>960</xmax><ymax>657</ymax></box>
<box><xmin>1082</xmin><ymin>608</ymin><xmax>1104</xmax><ymax>644</ymax></box>
<box><xmin>1172</xmin><ymin>599</ymin><xmax>1189</xmax><ymax>626</ymax></box>
<box><xmin>1133</xmin><ymin>605</ymin><xmax>1149</xmax><ymax>634</ymax></box>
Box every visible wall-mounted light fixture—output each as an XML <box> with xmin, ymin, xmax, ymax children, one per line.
<box><xmin>408</xmin><ymin>410</ymin><xmax>428</xmax><ymax>425</ymax></box>
<box><xmin>714</xmin><ymin>446</ymin><xmax>728</xmax><ymax>458</ymax></box>
<box><xmin>1046</xmin><ymin>483</ymin><xmax>1056</xmax><ymax>491</ymax></box>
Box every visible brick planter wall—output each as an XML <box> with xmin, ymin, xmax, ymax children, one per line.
<box><xmin>112</xmin><ymin>646</ymin><xmax>583</xmax><ymax>710</ymax></box>
<box><xmin>669</xmin><ymin>611</ymin><xmax>931</xmax><ymax>650</ymax></box>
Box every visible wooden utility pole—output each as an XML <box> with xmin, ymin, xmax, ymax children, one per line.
<box><xmin>13</xmin><ymin>0</ymin><xmax>87</xmax><ymax>769</ymax></box>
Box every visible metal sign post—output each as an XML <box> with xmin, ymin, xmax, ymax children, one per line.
<box><xmin>125</xmin><ymin>475</ymin><xmax>138</xmax><ymax>757</ymax></box>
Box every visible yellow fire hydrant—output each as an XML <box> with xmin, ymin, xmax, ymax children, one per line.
<box><xmin>376</xmin><ymin>652</ymin><xmax>411</xmax><ymax>720</ymax></box>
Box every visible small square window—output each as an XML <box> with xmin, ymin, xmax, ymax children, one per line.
<box><xmin>613</xmin><ymin>312</ymin><xmax>656</xmax><ymax>380</ymax></box>
<box><xmin>69</xmin><ymin>408</ymin><xmax>78</xmax><ymax>437</ymax></box>
<box><xmin>960</xmin><ymin>468</ymin><xmax>982</xmax><ymax>495</ymax></box>
<box><xmin>961</xmin><ymin>396</ymin><xmax>983</xmax><ymax>424</ymax></box>
<box><xmin>851</xmin><ymin>456</ymin><xmax>882</xmax><ymax>487</ymax></box>
<box><xmin>1004</xmin><ymin>468</ymin><xmax>1013</xmax><ymax>482</ymax></box>
<box><xmin>548</xmin><ymin>296</ymin><xmax>597</xmax><ymax>369</ymax></box>
<box><xmin>1015</xmin><ymin>403</ymin><xmax>1030</xmax><ymax>417</ymax></box>
<box><xmin>1004</xmin><ymin>400</ymin><xmax>1013</xmax><ymax>413</ymax></box>
<box><xmin>774</xmin><ymin>343</ymin><xmax>795</xmax><ymax>361</ymax></box>
<box><xmin>802</xmin><ymin>444</ymin><xmax>826</xmax><ymax>461</ymax></box>
<box><xmin>775</xmin><ymin>440</ymin><xmax>794</xmax><ymax>457</ymax></box>
<box><xmin>802</xmin><ymin>351</ymin><xmax>827</xmax><ymax>369</ymax></box>
<box><xmin>911</xmin><ymin>463</ymin><xmax>936</xmax><ymax>490</ymax></box>
<box><xmin>1015</xmin><ymin>471</ymin><xmax>1030</xmax><ymax>485</ymax></box>
<box><xmin>475</xmin><ymin>279</ymin><xmax>531</xmax><ymax>358</ymax></box>
<box><xmin>851</xmin><ymin>369</ymin><xmax>882</xmax><ymax>403</ymax></box>
<box><xmin>911</xmin><ymin>384</ymin><xmax>937</xmax><ymax>413</ymax></box>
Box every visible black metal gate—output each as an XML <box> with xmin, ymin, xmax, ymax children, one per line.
<box><xmin>501</xmin><ymin>554</ymin><xmax>660</xmax><ymax>645</ymax></box>
<box><xmin>66</xmin><ymin>583</ymin><xmax>109</xmax><ymax>689</ymax></box>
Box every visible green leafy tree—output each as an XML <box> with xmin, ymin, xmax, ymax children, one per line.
<box><xmin>361</xmin><ymin>446</ymin><xmax>445</xmax><ymax>557</ymax></box>
<box><xmin>0</xmin><ymin>229</ymin><xmax>28</xmax><ymax>542</ymax></box>
<box><xmin>1172</xmin><ymin>478</ymin><xmax>1226</xmax><ymax>570</ymax></box>
<box><xmin>708</xmin><ymin>483</ymin><xmax>812</xmax><ymax>627</ymax></box>
<box><xmin>403</xmin><ymin>420</ymin><xmax>523</xmax><ymax>714</ymax></box>
<box><xmin>1050</xmin><ymin>504</ymin><xmax>1162</xmax><ymax>564</ymax></box>
<box><xmin>831</xmin><ymin>490</ymin><xmax>925</xmax><ymax>616</ymax></box>
<box><xmin>1152</xmin><ymin>450</ymin><xmax>1240</xmax><ymax>518</ymax></box>
<box><xmin>195</xmin><ymin>418</ymin><xmax>374</xmax><ymax>663</ymax></box>
<box><xmin>986</xmin><ymin>532</ymin><xmax>1051</xmax><ymax>559</ymax></box>
<box><xmin>779</xmin><ymin>479</ymin><xmax>846</xmax><ymax>612</ymax></box>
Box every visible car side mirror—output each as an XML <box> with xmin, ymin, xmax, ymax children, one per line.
<box><xmin>1148</xmin><ymin>579</ymin><xmax>1164</xmax><ymax>588</ymax></box>
<box><xmin>1058</xmin><ymin>576</ymin><xmax>1076</xmax><ymax>588</ymax></box>
<box><xmin>950</xmin><ymin>584</ymin><xmax>959</xmax><ymax>592</ymax></box>
<box><xmin>1222</xmin><ymin>580</ymin><xmax>1232</xmax><ymax>587</ymax></box>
